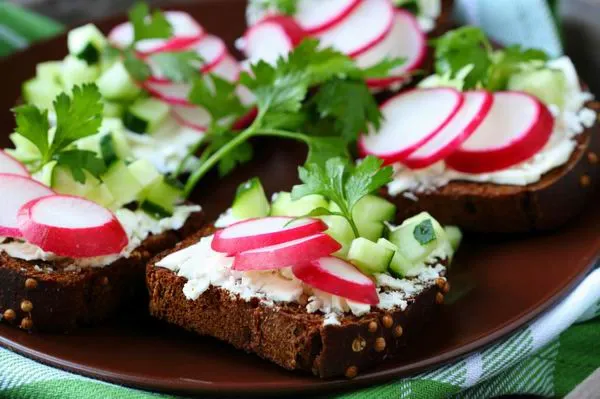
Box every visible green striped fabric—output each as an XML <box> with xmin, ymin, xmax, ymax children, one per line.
<box><xmin>0</xmin><ymin>3</ymin><xmax>599</xmax><ymax>398</ymax></box>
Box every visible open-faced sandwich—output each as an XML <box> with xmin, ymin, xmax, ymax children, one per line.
<box><xmin>149</xmin><ymin>165</ymin><xmax>460</xmax><ymax>379</ymax></box>
<box><xmin>360</xmin><ymin>27</ymin><xmax>600</xmax><ymax>232</ymax></box>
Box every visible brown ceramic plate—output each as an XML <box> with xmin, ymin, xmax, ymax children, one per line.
<box><xmin>0</xmin><ymin>0</ymin><xmax>598</xmax><ymax>396</ymax></box>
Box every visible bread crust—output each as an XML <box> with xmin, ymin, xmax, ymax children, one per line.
<box><xmin>146</xmin><ymin>228</ymin><xmax>446</xmax><ymax>379</ymax></box>
<box><xmin>385</xmin><ymin>108</ymin><xmax>600</xmax><ymax>233</ymax></box>
<box><xmin>0</xmin><ymin>211</ymin><xmax>205</xmax><ymax>332</ymax></box>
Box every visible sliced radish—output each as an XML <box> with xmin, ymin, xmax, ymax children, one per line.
<box><xmin>292</xmin><ymin>257</ymin><xmax>379</xmax><ymax>305</ymax></box>
<box><xmin>403</xmin><ymin>91</ymin><xmax>494</xmax><ymax>169</ymax></box>
<box><xmin>212</xmin><ymin>217</ymin><xmax>328</xmax><ymax>255</ymax></box>
<box><xmin>232</xmin><ymin>233</ymin><xmax>341</xmax><ymax>271</ymax></box>
<box><xmin>358</xmin><ymin>88</ymin><xmax>464</xmax><ymax>164</ymax></box>
<box><xmin>0</xmin><ymin>150</ymin><xmax>29</xmax><ymax>177</ymax></box>
<box><xmin>243</xmin><ymin>16</ymin><xmax>306</xmax><ymax>65</ymax></box>
<box><xmin>362</xmin><ymin>10</ymin><xmax>427</xmax><ymax>89</ymax></box>
<box><xmin>17</xmin><ymin>195</ymin><xmax>128</xmax><ymax>258</ymax></box>
<box><xmin>146</xmin><ymin>35</ymin><xmax>227</xmax><ymax>83</ymax></box>
<box><xmin>316</xmin><ymin>0</ymin><xmax>394</xmax><ymax>58</ymax></box>
<box><xmin>207</xmin><ymin>54</ymin><xmax>241</xmax><ymax>83</ymax></box>
<box><xmin>0</xmin><ymin>174</ymin><xmax>54</xmax><ymax>238</ymax></box>
<box><xmin>171</xmin><ymin>105</ymin><xmax>211</xmax><ymax>132</ymax></box>
<box><xmin>446</xmin><ymin>91</ymin><xmax>554</xmax><ymax>174</ymax></box>
<box><xmin>295</xmin><ymin>0</ymin><xmax>362</xmax><ymax>34</ymax></box>
<box><xmin>143</xmin><ymin>80</ymin><xmax>192</xmax><ymax>105</ymax></box>
<box><xmin>108</xmin><ymin>11</ymin><xmax>205</xmax><ymax>55</ymax></box>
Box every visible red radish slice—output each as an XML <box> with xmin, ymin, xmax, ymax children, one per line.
<box><xmin>362</xmin><ymin>10</ymin><xmax>427</xmax><ymax>89</ymax></box>
<box><xmin>358</xmin><ymin>88</ymin><xmax>464</xmax><ymax>164</ymax></box>
<box><xmin>403</xmin><ymin>91</ymin><xmax>494</xmax><ymax>169</ymax></box>
<box><xmin>446</xmin><ymin>91</ymin><xmax>554</xmax><ymax>174</ymax></box>
<box><xmin>146</xmin><ymin>35</ymin><xmax>227</xmax><ymax>83</ymax></box>
<box><xmin>212</xmin><ymin>217</ymin><xmax>327</xmax><ymax>255</ymax></box>
<box><xmin>207</xmin><ymin>54</ymin><xmax>241</xmax><ymax>83</ymax></box>
<box><xmin>295</xmin><ymin>0</ymin><xmax>362</xmax><ymax>34</ymax></box>
<box><xmin>0</xmin><ymin>150</ymin><xmax>29</xmax><ymax>177</ymax></box>
<box><xmin>232</xmin><ymin>233</ymin><xmax>341</xmax><ymax>271</ymax></box>
<box><xmin>17</xmin><ymin>195</ymin><xmax>128</xmax><ymax>258</ymax></box>
<box><xmin>171</xmin><ymin>105</ymin><xmax>211</xmax><ymax>132</ymax></box>
<box><xmin>292</xmin><ymin>257</ymin><xmax>379</xmax><ymax>305</ymax></box>
<box><xmin>143</xmin><ymin>80</ymin><xmax>192</xmax><ymax>105</ymax></box>
<box><xmin>108</xmin><ymin>11</ymin><xmax>205</xmax><ymax>54</ymax></box>
<box><xmin>316</xmin><ymin>0</ymin><xmax>394</xmax><ymax>58</ymax></box>
<box><xmin>243</xmin><ymin>16</ymin><xmax>306</xmax><ymax>65</ymax></box>
<box><xmin>0</xmin><ymin>174</ymin><xmax>54</xmax><ymax>238</ymax></box>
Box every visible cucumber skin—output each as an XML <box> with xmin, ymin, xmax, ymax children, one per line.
<box><xmin>270</xmin><ymin>192</ymin><xmax>329</xmax><ymax>217</ymax></box>
<box><xmin>347</xmin><ymin>237</ymin><xmax>394</xmax><ymax>275</ymax></box>
<box><xmin>232</xmin><ymin>177</ymin><xmax>270</xmax><ymax>219</ymax></box>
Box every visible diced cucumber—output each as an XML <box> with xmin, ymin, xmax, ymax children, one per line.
<box><xmin>444</xmin><ymin>225</ymin><xmax>463</xmax><ymax>251</ymax></box>
<box><xmin>97</xmin><ymin>61</ymin><xmax>141</xmax><ymax>101</ymax></box>
<box><xmin>22</xmin><ymin>78</ymin><xmax>62</xmax><ymax>109</ymax></box>
<box><xmin>122</xmin><ymin>97</ymin><xmax>170</xmax><ymax>134</ymax></box>
<box><xmin>377</xmin><ymin>238</ymin><xmax>421</xmax><ymax>278</ymax></box>
<box><xmin>87</xmin><ymin>183</ymin><xmax>114</xmax><ymax>208</ymax></box>
<box><xmin>101</xmin><ymin>161</ymin><xmax>143</xmax><ymax>208</ymax></box>
<box><xmin>329</xmin><ymin>198</ymin><xmax>388</xmax><ymax>241</ymax></box>
<box><xmin>67</xmin><ymin>24</ymin><xmax>107</xmax><ymax>65</ymax></box>
<box><xmin>271</xmin><ymin>192</ymin><xmax>329</xmax><ymax>217</ymax></box>
<box><xmin>98</xmin><ymin>118</ymin><xmax>132</xmax><ymax>160</ymax></box>
<box><xmin>141</xmin><ymin>177</ymin><xmax>183</xmax><ymax>219</ymax></box>
<box><xmin>507</xmin><ymin>68</ymin><xmax>567</xmax><ymax>108</ymax></box>
<box><xmin>353</xmin><ymin>195</ymin><xmax>396</xmax><ymax>222</ymax></box>
<box><xmin>32</xmin><ymin>160</ymin><xmax>56</xmax><ymax>187</ymax></box>
<box><xmin>100</xmin><ymin>134</ymin><xmax>118</xmax><ymax>166</ymax></box>
<box><xmin>347</xmin><ymin>237</ymin><xmax>394</xmax><ymax>275</ymax></box>
<box><xmin>9</xmin><ymin>133</ymin><xmax>40</xmax><ymax>162</ymax></box>
<box><xmin>103</xmin><ymin>101</ymin><xmax>125</xmax><ymax>118</ymax></box>
<box><xmin>232</xmin><ymin>177</ymin><xmax>270</xmax><ymax>219</ymax></box>
<box><xmin>52</xmin><ymin>165</ymin><xmax>100</xmax><ymax>197</ymax></box>
<box><xmin>388</xmin><ymin>212</ymin><xmax>445</xmax><ymax>263</ymax></box>
<box><xmin>128</xmin><ymin>159</ymin><xmax>162</xmax><ymax>196</ymax></box>
<box><xmin>321</xmin><ymin>215</ymin><xmax>355</xmax><ymax>258</ymax></box>
<box><xmin>36</xmin><ymin>61</ymin><xmax>63</xmax><ymax>84</ymax></box>
<box><xmin>61</xmin><ymin>55</ymin><xmax>100</xmax><ymax>90</ymax></box>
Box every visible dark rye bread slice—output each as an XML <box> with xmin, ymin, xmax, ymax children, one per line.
<box><xmin>384</xmin><ymin>104</ymin><xmax>600</xmax><ymax>233</ymax></box>
<box><xmin>146</xmin><ymin>227</ymin><xmax>448</xmax><ymax>379</ymax></box>
<box><xmin>0</xmin><ymin>210</ymin><xmax>205</xmax><ymax>333</ymax></box>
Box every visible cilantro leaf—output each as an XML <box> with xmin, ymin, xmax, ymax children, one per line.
<box><xmin>56</xmin><ymin>149</ymin><xmax>106</xmax><ymax>183</ymax></box>
<box><xmin>12</xmin><ymin>105</ymin><xmax>50</xmax><ymax>161</ymax></box>
<box><xmin>285</xmin><ymin>39</ymin><xmax>356</xmax><ymax>85</ymax></box>
<box><xmin>305</xmin><ymin>137</ymin><xmax>350</xmax><ymax>166</ymax></box>
<box><xmin>189</xmin><ymin>74</ymin><xmax>246</xmax><ymax>121</ymax></box>
<box><xmin>360</xmin><ymin>57</ymin><xmax>406</xmax><ymax>80</ymax></box>
<box><xmin>123</xmin><ymin>48</ymin><xmax>151</xmax><ymax>81</ymax></box>
<box><xmin>486</xmin><ymin>46</ymin><xmax>548</xmax><ymax>91</ymax></box>
<box><xmin>413</xmin><ymin>219</ymin><xmax>436</xmax><ymax>245</ymax></box>
<box><xmin>51</xmin><ymin>84</ymin><xmax>103</xmax><ymax>153</ymax></box>
<box><xmin>149</xmin><ymin>51</ymin><xmax>203</xmax><ymax>83</ymax></box>
<box><xmin>432</xmin><ymin>26</ymin><xmax>492</xmax><ymax>89</ymax></box>
<box><xmin>128</xmin><ymin>2</ymin><xmax>173</xmax><ymax>42</ymax></box>
<box><xmin>292</xmin><ymin>156</ymin><xmax>393</xmax><ymax>237</ymax></box>
<box><xmin>202</xmin><ymin>126</ymin><xmax>254</xmax><ymax>177</ymax></box>
<box><xmin>313</xmin><ymin>79</ymin><xmax>382</xmax><ymax>142</ymax></box>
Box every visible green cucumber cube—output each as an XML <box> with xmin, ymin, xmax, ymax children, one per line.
<box><xmin>232</xmin><ymin>177</ymin><xmax>270</xmax><ymax>219</ymax></box>
<box><xmin>270</xmin><ymin>192</ymin><xmax>328</xmax><ymax>217</ymax></box>
<box><xmin>102</xmin><ymin>161</ymin><xmax>143</xmax><ymax>208</ymax></box>
<box><xmin>97</xmin><ymin>61</ymin><xmax>141</xmax><ymax>101</ymax></box>
<box><xmin>347</xmin><ymin>237</ymin><xmax>394</xmax><ymax>275</ymax></box>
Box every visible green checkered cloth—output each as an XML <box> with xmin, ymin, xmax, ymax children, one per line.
<box><xmin>1</xmin><ymin>2</ymin><xmax>599</xmax><ymax>398</ymax></box>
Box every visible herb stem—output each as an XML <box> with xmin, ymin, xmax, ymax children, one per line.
<box><xmin>183</xmin><ymin>113</ymin><xmax>265</xmax><ymax>197</ymax></box>
<box><xmin>174</xmin><ymin>136</ymin><xmax>205</xmax><ymax>178</ymax></box>
<box><xmin>256</xmin><ymin>128</ymin><xmax>312</xmax><ymax>144</ymax></box>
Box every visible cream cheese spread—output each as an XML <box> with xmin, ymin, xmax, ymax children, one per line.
<box><xmin>0</xmin><ymin>205</ymin><xmax>201</xmax><ymax>269</ymax></box>
<box><xmin>388</xmin><ymin>57</ymin><xmax>597</xmax><ymax>196</ymax></box>
<box><xmin>156</xmin><ymin>234</ymin><xmax>448</xmax><ymax>324</ymax></box>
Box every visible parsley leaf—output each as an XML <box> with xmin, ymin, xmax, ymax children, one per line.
<box><xmin>123</xmin><ymin>48</ymin><xmax>151</xmax><ymax>81</ymax></box>
<box><xmin>189</xmin><ymin>74</ymin><xmax>246</xmax><ymax>121</ymax></box>
<box><xmin>291</xmin><ymin>156</ymin><xmax>393</xmax><ymax>237</ymax></box>
<box><xmin>486</xmin><ymin>46</ymin><xmax>548</xmax><ymax>91</ymax></box>
<box><xmin>360</xmin><ymin>57</ymin><xmax>407</xmax><ymax>80</ymax></box>
<box><xmin>149</xmin><ymin>51</ymin><xmax>203</xmax><ymax>83</ymax></box>
<box><xmin>432</xmin><ymin>26</ymin><xmax>492</xmax><ymax>89</ymax></box>
<box><xmin>413</xmin><ymin>219</ymin><xmax>436</xmax><ymax>245</ymax></box>
<box><xmin>128</xmin><ymin>2</ymin><xmax>173</xmax><ymax>42</ymax></box>
<box><xmin>313</xmin><ymin>79</ymin><xmax>382</xmax><ymax>142</ymax></box>
<box><xmin>51</xmin><ymin>84</ymin><xmax>103</xmax><ymax>154</ymax></box>
<box><xmin>12</xmin><ymin>105</ymin><xmax>50</xmax><ymax>159</ymax></box>
<box><xmin>56</xmin><ymin>150</ymin><xmax>106</xmax><ymax>183</ymax></box>
<box><xmin>255</xmin><ymin>0</ymin><xmax>297</xmax><ymax>15</ymax></box>
<box><xmin>202</xmin><ymin>125</ymin><xmax>254</xmax><ymax>177</ymax></box>
<box><xmin>305</xmin><ymin>137</ymin><xmax>350</xmax><ymax>166</ymax></box>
